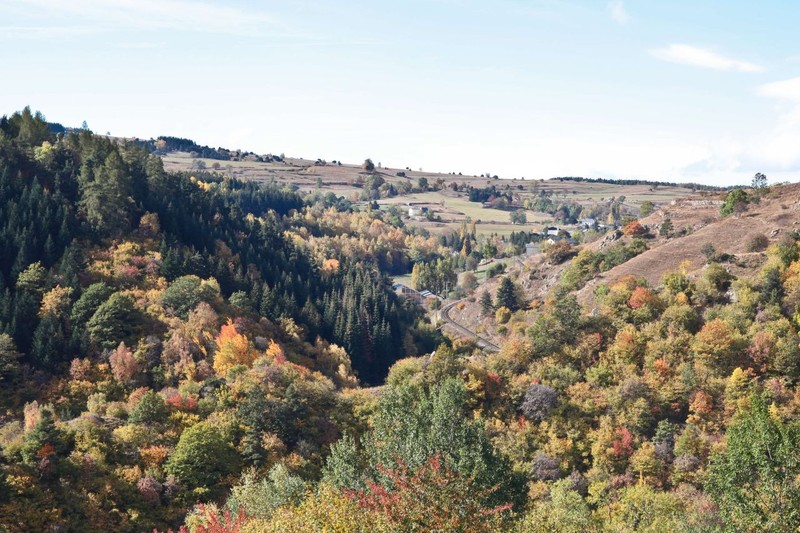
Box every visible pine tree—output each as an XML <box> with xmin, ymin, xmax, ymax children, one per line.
<box><xmin>80</xmin><ymin>151</ymin><xmax>133</xmax><ymax>236</ymax></box>
<box><xmin>480</xmin><ymin>291</ymin><xmax>494</xmax><ymax>317</ymax></box>
<box><xmin>495</xmin><ymin>277</ymin><xmax>520</xmax><ymax>311</ymax></box>
<box><xmin>20</xmin><ymin>408</ymin><xmax>69</xmax><ymax>465</ymax></box>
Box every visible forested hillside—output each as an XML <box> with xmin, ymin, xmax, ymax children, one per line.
<box><xmin>0</xmin><ymin>108</ymin><xmax>441</xmax><ymax>531</ymax></box>
<box><xmin>2</xmin><ymin>107</ymin><xmax>800</xmax><ymax>532</ymax></box>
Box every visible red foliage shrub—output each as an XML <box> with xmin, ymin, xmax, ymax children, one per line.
<box><xmin>611</xmin><ymin>427</ymin><xmax>634</xmax><ymax>459</ymax></box>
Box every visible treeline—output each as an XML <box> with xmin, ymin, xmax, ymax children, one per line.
<box><xmin>138</xmin><ymin>135</ymin><xmax>282</xmax><ymax>163</ymax></box>
<box><xmin>554</xmin><ymin>176</ymin><xmax>727</xmax><ymax>192</ymax></box>
<box><xmin>467</xmin><ymin>184</ymin><xmax>513</xmax><ymax>203</ymax></box>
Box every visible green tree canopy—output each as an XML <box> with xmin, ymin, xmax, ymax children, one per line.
<box><xmin>165</xmin><ymin>422</ymin><xmax>240</xmax><ymax>497</ymax></box>
<box><xmin>496</xmin><ymin>276</ymin><xmax>523</xmax><ymax>311</ymax></box>
<box><xmin>324</xmin><ymin>378</ymin><xmax>526</xmax><ymax>510</ymax></box>
<box><xmin>161</xmin><ymin>275</ymin><xmax>218</xmax><ymax>319</ymax></box>
<box><xmin>128</xmin><ymin>390</ymin><xmax>168</xmax><ymax>425</ymax></box>
<box><xmin>86</xmin><ymin>292</ymin><xmax>140</xmax><ymax>349</ymax></box>
<box><xmin>720</xmin><ymin>188</ymin><xmax>749</xmax><ymax>217</ymax></box>
<box><xmin>706</xmin><ymin>394</ymin><xmax>800</xmax><ymax>531</ymax></box>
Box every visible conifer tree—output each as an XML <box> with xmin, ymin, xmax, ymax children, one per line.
<box><xmin>480</xmin><ymin>291</ymin><xmax>494</xmax><ymax>317</ymax></box>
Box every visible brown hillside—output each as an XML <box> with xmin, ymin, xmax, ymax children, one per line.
<box><xmin>577</xmin><ymin>184</ymin><xmax>800</xmax><ymax>303</ymax></box>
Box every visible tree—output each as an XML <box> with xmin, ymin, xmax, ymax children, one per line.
<box><xmin>706</xmin><ymin>394</ymin><xmax>800</xmax><ymax>531</ymax></box>
<box><xmin>39</xmin><ymin>285</ymin><xmax>73</xmax><ymax>320</ymax></box>
<box><xmin>639</xmin><ymin>200</ymin><xmax>655</xmax><ymax>217</ymax></box>
<box><xmin>86</xmin><ymin>293</ymin><xmax>139</xmax><ymax>349</ymax></box>
<box><xmin>752</xmin><ymin>172</ymin><xmax>768</xmax><ymax>190</ymax></box>
<box><xmin>622</xmin><ymin>220</ymin><xmax>647</xmax><ymax>236</ymax></box>
<box><xmin>515</xmin><ymin>480</ymin><xmax>596</xmax><ymax>532</ymax></box>
<box><xmin>479</xmin><ymin>291</ymin><xmax>494</xmax><ymax>317</ymax></box>
<box><xmin>349</xmin><ymin>455</ymin><xmax>512</xmax><ymax>531</ymax></box>
<box><xmin>9</xmin><ymin>106</ymin><xmax>51</xmax><ymax>146</ymax></box>
<box><xmin>720</xmin><ymin>188</ymin><xmax>749</xmax><ymax>217</ymax></box>
<box><xmin>16</xmin><ymin>262</ymin><xmax>47</xmax><ymax>295</ymax></box>
<box><xmin>213</xmin><ymin>319</ymin><xmax>257</xmax><ymax>375</ymax></box>
<box><xmin>461</xmin><ymin>272</ymin><xmax>478</xmax><ymax>292</ymax></box>
<box><xmin>70</xmin><ymin>282</ymin><xmax>113</xmax><ymax>327</ymax></box>
<box><xmin>225</xmin><ymin>464</ymin><xmax>307</xmax><ymax>520</ymax></box>
<box><xmin>161</xmin><ymin>275</ymin><xmax>218</xmax><ymax>319</ymax></box>
<box><xmin>509</xmin><ymin>210</ymin><xmax>527</xmax><ymax>225</ymax></box>
<box><xmin>520</xmin><ymin>383</ymin><xmax>558</xmax><ymax>422</ymax></box>
<box><xmin>20</xmin><ymin>408</ymin><xmax>70</xmax><ymax>465</ymax></box>
<box><xmin>0</xmin><ymin>333</ymin><xmax>22</xmax><ymax>389</ymax></box>
<box><xmin>80</xmin><ymin>151</ymin><xmax>134</xmax><ymax>236</ymax></box>
<box><xmin>417</xmin><ymin>177</ymin><xmax>429</xmax><ymax>191</ymax></box>
<box><xmin>128</xmin><ymin>390</ymin><xmax>168</xmax><ymax>424</ymax></box>
<box><xmin>325</xmin><ymin>379</ymin><xmax>526</xmax><ymax>511</ymax></box>
<box><xmin>701</xmin><ymin>243</ymin><xmax>716</xmax><ymax>262</ymax></box>
<box><xmin>109</xmin><ymin>342</ymin><xmax>139</xmax><ymax>384</ymax></box>
<box><xmin>495</xmin><ymin>277</ymin><xmax>521</xmax><ymax>311</ymax></box>
<box><xmin>659</xmin><ymin>218</ymin><xmax>673</xmax><ymax>237</ymax></box>
<box><xmin>543</xmin><ymin>241</ymin><xmax>574</xmax><ymax>264</ymax></box>
<box><xmin>746</xmin><ymin>233</ymin><xmax>769</xmax><ymax>253</ymax></box>
<box><xmin>362</xmin><ymin>159</ymin><xmax>375</xmax><ymax>172</ymax></box>
<box><xmin>259</xmin><ymin>484</ymin><xmax>384</xmax><ymax>532</ymax></box>
<box><xmin>495</xmin><ymin>306</ymin><xmax>511</xmax><ymax>324</ymax></box>
<box><xmin>165</xmin><ymin>422</ymin><xmax>240</xmax><ymax>495</ymax></box>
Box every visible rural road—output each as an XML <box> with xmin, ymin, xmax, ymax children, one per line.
<box><xmin>439</xmin><ymin>300</ymin><xmax>500</xmax><ymax>352</ymax></box>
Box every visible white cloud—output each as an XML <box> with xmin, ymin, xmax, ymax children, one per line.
<box><xmin>608</xmin><ymin>0</ymin><xmax>629</xmax><ymax>25</ymax></box>
<box><xmin>758</xmin><ymin>76</ymin><xmax>800</xmax><ymax>101</ymax></box>
<box><xmin>750</xmin><ymin>77</ymin><xmax>800</xmax><ymax>169</ymax></box>
<box><xmin>8</xmin><ymin>0</ymin><xmax>275</xmax><ymax>35</ymax></box>
<box><xmin>0</xmin><ymin>25</ymin><xmax>99</xmax><ymax>39</ymax></box>
<box><xmin>651</xmin><ymin>44</ymin><xmax>764</xmax><ymax>73</ymax></box>
<box><xmin>676</xmin><ymin>76</ymin><xmax>800</xmax><ymax>182</ymax></box>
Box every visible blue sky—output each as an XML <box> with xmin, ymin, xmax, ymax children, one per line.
<box><xmin>2</xmin><ymin>0</ymin><xmax>799</xmax><ymax>186</ymax></box>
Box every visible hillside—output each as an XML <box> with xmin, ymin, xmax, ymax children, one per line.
<box><xmin>577</xmin><ymin>185</ymin><xmax>800</xmax><ymax>300</ymax></box>
<box><xmin>3</xmin><ymin>108</ymin><xmax>800</xmax><ymax>533</ymax></box>
<box><xmin>159</xmin><ymin>149</ymin><xmax>711</xmax><ymax>239</ymax></box>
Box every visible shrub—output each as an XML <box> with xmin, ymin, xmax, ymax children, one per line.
<box><xmin>495</xmin><ymin>307</ymin><xmax>511</xmax><ymax>324</ymax></box>
<box><xmin>543</xmin><ymin>241</ymin><xmax>574</xmax><ymax>264</ymax></box>
<box><xmin>746</xmin><ymin>234</ymin><xmax>769</xmax><ymax>253</ymax></box>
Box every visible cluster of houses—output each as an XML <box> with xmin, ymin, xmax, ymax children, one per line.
<box><xmin>524</xmin><ymin>218</ymin><xmax>616</xmax><ymax>256</ymax></box>
<box><xmin>392</xmin><ymin>283</ymin><xmax>442</xmax><ymax>307</ymax></box>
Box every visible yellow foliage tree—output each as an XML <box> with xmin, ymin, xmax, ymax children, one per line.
<box><xmin>213</xmin><ymin>320</ymin><xmax>257</xmax><ymax>375</ymax></box>
<box><xmin>265</xmin><ymin>339</ymin><xmax>287</xmax><ymax>363</ymax></box>
<box><xmin>39</xmin><ymin>285</ymin><xmax>74</xmax><ymax>319</ymax></box>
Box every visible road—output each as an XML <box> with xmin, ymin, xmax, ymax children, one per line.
<box><xmin>439</xmin><ymin>300</ymin><xmax>500</xmax><ymax>352</ymax></box>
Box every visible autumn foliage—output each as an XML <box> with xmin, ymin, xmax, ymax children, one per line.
<box><xmin>346</xmin><ymin>456</ymin><xmax>512</xmax><ymax>532</ymax></box>
<box><xmin>213</xmin><ymin>320</ymin><xmax>257</xmax><ymax>375</ymax></box>
<box><xmin>622</xmin><ymin>220</ymin><xmax>647</xmax><ymax>236</ymax></box>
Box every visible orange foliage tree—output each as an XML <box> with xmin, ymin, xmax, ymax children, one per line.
<box><xmin>213</xmin><ymin>320</ymin><xmax>257</xmax><ymax>376</ymax></box>
<box><xmin>623</xmin><ymin>220</ymin><xmax>647</xmax><ymax>236</ymax></box>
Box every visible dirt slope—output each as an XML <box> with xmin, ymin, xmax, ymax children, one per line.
<box><xmin>577</xmin><ymin>184</ymin><xmax>800</xmax><ymax>302</ymax></box>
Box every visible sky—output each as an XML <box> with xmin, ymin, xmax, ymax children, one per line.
<box><xmin>2</xmin><ymin>0</ymin><xmax>799</xmax><ymax>186</ymax></box>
